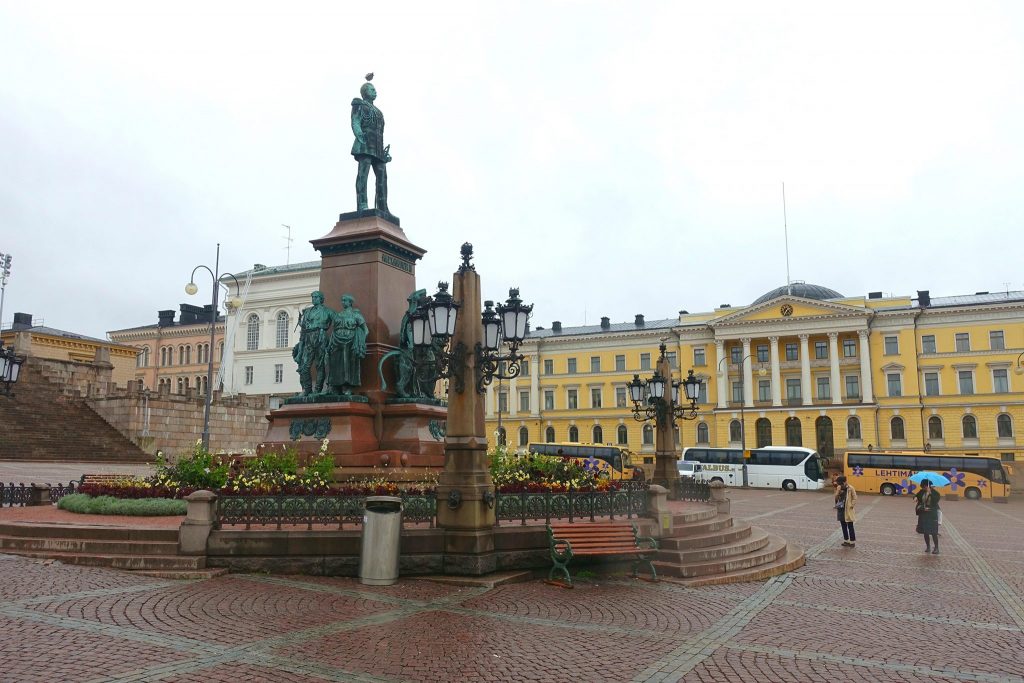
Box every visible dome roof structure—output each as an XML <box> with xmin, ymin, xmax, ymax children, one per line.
<box><xmin>751</xmin><ymin>282</ymin><xmax>843</xmax><ymax>306</ymax></box>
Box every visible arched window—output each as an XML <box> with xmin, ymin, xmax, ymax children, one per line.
<box><xmin>785</xmin><ymin>417</ymin><xmax>802</xmax><ymax>446</ymax></box>
<box><xmin>276</xmin><ymin>311</ymin><xmax>290</xmax><ymax>348</ymax></box>
<box><xmin>593</xmin><ymin>425</ymin><xmax>603</xmax><ymax>443</ymax></box>
<box><xmin>928</xmin><ymin>416</ymin><xmax>943</xmax><ymax>440</ymax></box>
<box><xmin>176</xmin><ymin>377</ymin><xmax>184</xmax><ymax>394</ymax></box>
<box><xmin>847</xmin><ymin>416</ymin><xmax>861</xmax><ymax>440</ymax></box>
<box><xmin>962</xmin><ymin>415</ymin><xmax>978</xmax><ymax>439</ymax></box>
<box><xmin>219</xmin><ymin>341</ymin><xmax>225</xmax><ymax>360</ymax></box>
<box><xmin>496</xmin><ymin>427</ymin><xmax>507</xmax><ymax>447</ymax></box>
<box><xmin>188</xmin><ymin>346</ymin><xmax>193</xmax><ymax>365</ymax></box>
<box><xmin>518</xmin><ymin>426</ymin><xmax>529</xmax><ymax>447</ymax></box>
<box><xmin>891</xmin><ymin>416</ymin><xmax>905</xmax><ymax>440</ymax></box>
<box><xmin>997</xmin><ymin>413</ymin><xmax>1014</xmax><ymax>438</ymax></box>
<box><xmin>617</xmin><ymin>425</ymin><xmax>628</xmax><ymax>445</ymax></box>
<box><xmin>642</xmin><ymin>424</ymin><xmax>654</xmax><ymax>445</ymax></box>
<box><xmin>200</xmin><ymin>375</ymin><xmax>208</xmax><ymax>395</ymax></box>
<box><xmin>756</xmin><ymin>418</ymin><xmax>772</xmax><ymax>448</ymax></box>
<box><xmin>246</xmin><ymin>314</ymin><xmax>260</xmax><ymax>351</ymax></box>
<box><xmin>729</xmin><ymin>419</ymin><xmax>742</xmax><ymax>443</ymax></box>
<box><xmin>568</xmin><ymin>425</ymin><xmax>579</xmax><ymax>442</ymax></box>
<box><xmin>545</xmin><ymin>426</ymin><xmax>556</xmax><ymax>443</ymax></box>
<box><xmin>178</xmin><ymin>345</ymin><xmax>185</xmax><ymax>365</ymax></box>
<box><xmin>160</xmin><ymin>347</ymin><xmax>166</xmax><ymax>366</ymax></box>
<box><xmin>697</xmin><ymin>422</ymin><xmax>709</xmax><ymax>443</ymax></box>
<box><xmin>196</xmin><ymin>344</ymin><xmax>205</xmax><ymax>364</ymax></box>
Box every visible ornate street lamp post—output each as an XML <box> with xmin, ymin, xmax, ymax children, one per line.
<box><xmin>184</xmin><ymin>244</ymin><xmax>241</xmax><ymax>450</ymax></box>
<box><xmin>628</xmin><ymin>343</ymin><xmax>702</xmax><ymax>487</ymax></box>
<box><xmin>0</xmin><ymin>341</ymin><xmax>25</xmax><ymax>397</ymax></box>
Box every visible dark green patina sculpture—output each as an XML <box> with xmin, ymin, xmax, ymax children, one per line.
<box><xmin>352</xmin><ymin>72</ymin><xmax>391</xmax><ymax>213</ymax></box>
<box><xmin>378</xmin><ymin>289</ymin><xmax>443</xmax><ymax>402</ymax></box>
<box><xmin>293</xmin><ymin>291</ymin><xmax>332</xmax><ymax>396</ymax></box>
<box><xmin>326</xmin><ymin>294</ymin><xmax>369</xmax><ymax>394</ymax></box>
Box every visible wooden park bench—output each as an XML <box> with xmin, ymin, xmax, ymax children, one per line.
<box><xmin>80</xmin><ymin>474</ymin><xmax>137</xmax><ymax>486</ymax></box>
<box><xmin>546</xmin><ymin>522</ymin><xmax>658</xmax><ymax>587</ymax></box>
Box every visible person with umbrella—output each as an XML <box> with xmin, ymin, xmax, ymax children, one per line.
<box><xmin>912</xmin><ymin>473</ymin><xmax>945</xmax><ymax>554</ymax></box>
<box><xmin>834</xmin><ymin>475</ymin><xmax>857</xmax><ymax>547</ymax></box>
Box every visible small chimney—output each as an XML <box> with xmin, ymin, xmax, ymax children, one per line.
<box><xmin>11</xmin><ymin>312</ymin><xmax>33</xmax><ymax>330</ymax></box>
<box><xmin>719</xmin><ymin>304</ymin><xmax>731</xmax><ymax>309</ymax></box>
<box><xmin>868</xmin><ymin>292</ymin><xmax>883</xmax><ymax>299</ymax></box>
<box><xmin>253</xmin><ymin>263</ymin><xmax>266</xmax><ymax>271</ymax></box>
<box><xmin>917</xmin><ymin>290</ymin><xmax>931</xmax><ymax>308</ymax></box>
<box><xmin>634</xmin><ymin>314</ymin><xmax>645</xmax><ymax>326</ymax></box>
<box><xmin>600</xmin><ymin>316</ymin><xmax>610</xmax><ymax>330</ymax></box>
<box><xmin>552</xmin><ymin>321</ymin><xmax>562</xmax><ymax>333</ymax></box>
<box><xmin>179</xmin><ymin>304</ymin><xmax>201</xmax><ymax>325</ymax></box>
<box><xmin>202</xmin><ymin>304</ymin><xmax>216</xmax><ymax>323</ymax></box>
<box><xmin>678</xmin><ymin>310</ymin><xmax>689</xmax><ymax>315</ymax></box>
<box><xmin>158</xmin><ymin>310</ymin><xmax>175</xmax><ymax>327</ymax></box>
<box><xmin>975</xmin><ymin>291</ymin><xmax>988</xmax><ymax>295</ymax></box>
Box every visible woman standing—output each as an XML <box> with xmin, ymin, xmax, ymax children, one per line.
<box><xmin>915</xmin><ymin>480</ymin><xmax>941</xmax><ymax>554</ymax></box>
<box><xmin>834</xmin><ymin>475</ymin><xmax>857</xmax><ymax>547</ymax></box>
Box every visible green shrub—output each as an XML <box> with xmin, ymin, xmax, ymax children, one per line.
<box><xmin>58</xmin><ymin>494</ymin><xmax>186</xmax><ymax>516</ymax></box>
<box><xmin>152</xmin><ymin>440</ymin><xmax>230</xmax><ymax>491</ymax></box>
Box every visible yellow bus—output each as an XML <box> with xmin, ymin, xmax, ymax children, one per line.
<box><xmin>842</xmin><ymin>450</ymin><xmax>1011</xmax><ymax>500</ymax></box>
<box><xmin>527</xmin><ymin>443</ymin><xmax>646</xmax><ymax>481</ymax></box>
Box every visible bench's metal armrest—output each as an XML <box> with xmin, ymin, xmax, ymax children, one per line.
<box><xmin>550</xmin><ymin>538</ymin><xmax>572</xmax><ymax>561</ymax></box>
<box><xmin>635</xmin><ymin>535</ymin><xmax>658</xmax><ymax>551</ymax></box>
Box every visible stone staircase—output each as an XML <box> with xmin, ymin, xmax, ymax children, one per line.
<box><xmin>653</xmin><ymin>503</ymin><xmax>804</xmax><ymax>586</ymax></box>
<box><xmin>0</xmin><ymin>360</ymin><xmax>150</xmax><ymax>463</ymax></box>
<box><xmin>0</xmin><ymin>522</ymin><xmax>225</xmax><ymax>579</ymax></box>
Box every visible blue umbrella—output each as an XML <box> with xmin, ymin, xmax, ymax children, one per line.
<box><xmin>909</xmin><ymin>471</ymin><xmax>950</xmax><ymax>486</ymax></box>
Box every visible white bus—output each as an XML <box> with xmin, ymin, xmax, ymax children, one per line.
<box><xmin>680</xmin><ymin>446</ymin><xmax>826</xmax><ymax>491</ymax></box>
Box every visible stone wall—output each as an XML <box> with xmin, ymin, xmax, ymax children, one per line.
<box><xmin>30</xmin><ymin>353</ymin><xmax>118</xmax><ymax>399</ymax></box>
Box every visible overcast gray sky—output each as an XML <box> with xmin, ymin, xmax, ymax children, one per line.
<box><xmin>2</xmin><ymin>1</ymin><xmax>1022</xmax><ymax>339</ymax></box>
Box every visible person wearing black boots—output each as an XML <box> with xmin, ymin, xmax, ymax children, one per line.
<box><xmin>915</xmin><ymin>480</ymin><xmax>941</xmax><ymax>554</ymax></box>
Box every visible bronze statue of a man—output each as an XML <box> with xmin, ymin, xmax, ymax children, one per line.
<box><xmin>352</xmin><ymin>73</ymin><xmax>391</xmax><ymax>213</ymax></box>
<box><xmin>293</xmin><ymin>290</ymin><xmax>333</xmax><ymax>395</ymax></box>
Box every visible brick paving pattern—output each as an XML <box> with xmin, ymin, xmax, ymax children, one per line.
<box><xmin>1</xmin><ymin>490</ymin><xmax>1022</xmax><ymax>682</ymax></box>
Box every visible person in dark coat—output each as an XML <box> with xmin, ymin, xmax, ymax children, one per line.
<box><xmin>915</xmin><ymin>479</ymin><xmax>941</xmax><ymax>554</ymax></box>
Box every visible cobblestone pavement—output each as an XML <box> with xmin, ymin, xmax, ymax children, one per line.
<box><xmin>2</xmin><ymin>489</ymin><xmax>1023</xmax><ymax>682</ymax></box>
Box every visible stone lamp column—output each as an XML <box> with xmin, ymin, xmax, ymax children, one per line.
<box><xmin>652</xmin><ymin>351</ymin><xmax>679</xmax><ymax>489</ymax></box>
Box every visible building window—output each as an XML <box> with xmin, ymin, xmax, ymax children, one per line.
<box><xmin>176</xmin><ymin>377</ymin><xmax>184</xmax><ymax>394</ymax></box>
<box><xmin>593</xmin><ymin>425</ymin><xmax>603</xmax><ymax>443</ymax></box>
<box><xmin>924</xmin><ymin>372</ymin><xmax>939</xmax><ymax>396</ymax></box>
<box><xmin>843</xmin><ymin>339</ymin><xmax>857</xmax><ymax>357</ymax></box>
<box><xmin>997</xmin><ymin>414</ymin><xmax>1014</xmax><ymax>438</ymax></box>
<box><xmin>887</xmin><ymin>373</ymin><xmax>902</xmax><ymax>397</ymax></box>
<box><xmin>544</xmin><ymin>359</ymin><xmax>553</xmax><ymax>375</ymax></box>
<box><xmin>922</xmin><ymin>335</ymin><xmax>936</xmax><ymax>354</ymax></box>
<box><xmin>275</xmin><ymin>311</ymin><xmax>289</xmax><ymax>348</ymax></box>
<box><xmin>246</xmin><ymin>314</ymin><xmax>260</xmax><ymax>351</ymax></box>
<box><xmin>640</xmin><ymin>353</ymin><xmax>651</xmax><ymax>370</ymax></box>
<box><xmin>815</xmin><ymin>341</ymin><xmax>828</xmax><ymax>359</ymax></box>
<box><xmin>785</xmin><ymin>343</ymin><xmax>798</xmax><ymax>361</ymax></box>
<box><xmin>590</xmin><ymin>356</ymin><xmax>600</xmax><ymax>373</ymax></box>
<box><xmin>758</xmin><ymin>380</ymin><xmax>771</xmax><ymax>402</ymax></box>
<box><xmin>891</xmin><ymin>416</ymin><xmax>905</xmax><ymax>441</ymax></box>
<box><xmin>545</xmin><ymin>426</ymin><xmax>555</xmax><ymax>443</ymax></box>
<box><xmin>615</xmin><ymin>386</ymin><xmax>627</xmax><ymax>408</ymax></box>
<box><xmin>847</xmin><ymin>416</ymin><xmax>861</xmax><ymax>440</ymax></box>
<box><xmin>196</xmin><ymin>344</ymin><xmax>205</xmax><ymax>364</ymax></box>
<box><xmin>519</xmin><ymin>427</ymin><xmax>529</xmax><ymax>447</ymax></box>
<box><xmin>993</xmin><ymin>369</ymin><xmax>1009</xmax><ymax>393</ymax></box>
<box><xmin>666</xmin><ymin>352</ymin><xmax>677</xmax><ymax>369</ymax></box>
<box><xmin>274</xmin><ymin>364</ymin><xmax>283</xmax><ymax>383</ymax></box>
<box><xmin>817</xmin><ymin>377</ymin><xmax>831</xmax><ymax>400</ymax></box>
<box><xmin>1002</xmin><ymin>453</ymin><xmax>1016</xmax><ymax>462</ymax></box>
<box><xmin>568</xmin><ymin>425</ymin><xmax>579</xmax><ymax>442</ymax></box>
<box><xmin>990</xmin><ymin>330</ymin><xmax>1005</xmax><ymax>350</ymax></box>
<box><xmin>617</xmin><ymin>425</ymin><xmax>628</xmax><ymax>445</ymax></box>
<box><xmin>219</xmin><ymin>342</ymin><xmax>224</xmax><ymax>360</ymax></box>
<box><xmin>928</xmin><ymin>416</ymin><xmax>943</xmax><ymax>440</ymax></box>
<box><xmin>786</xmin><ymin>378</ymin><xmax>801</xmax><ymax>401</ymax></box>
<box><xmin>729</xmin><ymin>420</ymin><xmax>742</xmax><ymax>442</ymax></box>
<box><xmin>567</xmin><ymin>389</ymin><xmax>578</xmax><ymax>410</ymax></box>
<box><xmin>731</xmin><ymin>345</ymin><xmax>742</xmax><ymax>363</ymax></box>
<box><xmin>958</xmin><ymin>370</ymin><xmax>974</xmax><ymax>395</ymax></box>
<box><xmin>642</xmin><ymin>424</ymin><xmax>654</xmax><ymax>445</ymax></box>
<box><xmin>615</xmin><ymin>355</ymin><xmax>626</xmax><ymax>371</ymax></box>
<box><xmin>544</xmin><ymin>390</ymin><xmax>554</xmax><ymax>410</ymax></box>
<box><xmin>696</xmin><ymin>422</ymin><xmax>709</xmax><ymax>443</ymax></box>
<box><xmin>519</xmin><ymin>391</ymin><xmax>530</xmax><ymax>412</ymax></box>
<box><xmin>496</xmin><ymin>427</ymin><xmax>506</xmax><ymax>447</ymax></box>
<box><xmin>732</xmin><ymin>382</ymin><xmax>743</xmax><ymax>403</ymax></box>
<box><xmin>955</xmin><ymin>332</ymin><xmax>971</xmax><ymax>352</ymax></box>
<box><xmin>756</xmin><ymin>418</ymin><xmax>772</xmax><ymax>447</ymax></box>
<box><xmin>498</xmin><ymin>391</ymin><xmax>508</xmax><ymax>413</ymax></box>
<box><xmin>520</xmin><ymin>359</ymin><xmax>529</xmax><ymax>376</ymax></box>
<box><xmin>884</xmin><ymin>336</ymin><xmax>899</xmax><ymax>355</ymax></box>
<box><xmin>591</xmin><ymin>388</ymin><xmax>602</xmax><ymax>408</ymax></box>
<box><xmin>845</xmin><ymin>375</ymin><xmax>860</xmax><ymax>399</ymax></box>
<box><xmin>756</xmin><ymin>345</ymin><xmax>768</xmax><ymax>363</ymax></box>
<box><xmin>962</xmin><ymin>415</ymin><xmax>978</xmax><ymax>439</ymax></box>
<box><xmin>178</xmin><ymin>346</ymin><xmax>185</xmax><ymax>365</ymax></box>
<box><xmin>693</xmin><ymin>348</ymin><xmax>706</xmax><ymax>367</ymax></box>
<box><xmin>785</xmin><ymin>417</ymin><xmax>802</xmax><ymax>446</ymax></box>
<box><xmin>567</xmin><ymin>358</ymin><xmax>577</xmax><ymax>374</ymax></box>
<box><xmin>244</xmin><ymin>366</ymin><xmax>254</xmax><ymax>385</ymax></box>
<box><xmin>697</xmin><ymin>383</ymin><xmax>707</xmax><ymax>404</ymax></box>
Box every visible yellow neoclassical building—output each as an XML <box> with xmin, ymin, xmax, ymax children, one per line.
<box><xmin>484</xmin><ymin>285</ymin><xmax>1024</xmax><ymax>469</ymax></box>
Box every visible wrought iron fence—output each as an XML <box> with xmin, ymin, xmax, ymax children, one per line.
<box><xmin>215</xmin><ymin>492</ymin><xmax>437</xmax><ymax>530</ymax></box>
<box><xmin>672</xmin><ymin>478</ymin><xmax>711</xmax><ymax>502</ymax></box>
<box><xmin>494</xmin><ymin>482</ymin><xmax>649</xmax><ymax>526</ymax></box>
<box><xmin>1</xmin><ymin>482</ymin><xmax>31</xmax><ymax>507</ymax></box>
<box><xmin>48</xmin><ymin>481</ymin><xmax>79</xmax><ymax>503</ymax></box>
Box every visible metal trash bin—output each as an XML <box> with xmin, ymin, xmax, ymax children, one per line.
<box><xmin>359</xmin><ymin>495</ymin><xmax>403</xmax><ymax>585</ymax></box>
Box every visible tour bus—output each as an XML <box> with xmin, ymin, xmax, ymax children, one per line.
<box><xmin>842</xmin><ymin>450</ymin><xmax>1011</xmax><ymax>500</ymax></box>
<box><xmin>528</xmin><ymin>443</ymin><xmax>646</xmax><ymax>480</ymax></box>
<box><xmin>680</xmin><ymin>446</ymin><xmax>826</xmax><ymax>491</ymax></box>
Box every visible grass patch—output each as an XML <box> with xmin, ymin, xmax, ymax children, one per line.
<box><xmin>57</xmin><ymin>494</ymin><xmax>186</xmax><ymax>516</ymax></box>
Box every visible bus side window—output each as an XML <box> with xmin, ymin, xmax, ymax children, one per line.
<box><xmin>918</xmin><ymin>457</ymin><xmax>941</xmax><ymax>470</ymax></box>
<box><xmin>848</xmin><ymin>453</ymin><xmax>869</xmax><ymax>469</ymax></box>
<box><xmin>868</xmin><ymin>455</ymin><xmax>893</xmax><ymax>468</ymax></box>
<box><xmin>891</xmin><ymin>456</ymin><xmax>915</xmax><ymax>470</ymax></box>
<box><xmin>727</xmin><ymin>450</ymin><xmax>743</xmax><ymax>464</ymax></box>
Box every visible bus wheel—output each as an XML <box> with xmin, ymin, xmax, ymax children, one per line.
<box><xmin>782</xmin><ymin>480</ymin><xmax>797</xmax><ymax>491</ymax></box>
<box><xmin>710</xmin><ymin>477</ymin><xmax>724</xmax><ymax>484</ymax></box>
<box><xmin>880</xmin><ymin>483</ymin><xmax>896</xmax><ymax>496</ymax></box>
<box><xmin>964</xmin><ymin>487</ymin><xmax>981</xmax><ymax>500</ymax></box>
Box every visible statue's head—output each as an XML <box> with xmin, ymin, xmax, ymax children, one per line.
<box><xmin>311</xmin><ymin>290</ymin><xmax>324</xmax><ymax>304</ymax></box>
<box><xmin>360</xmin><ymin>82</ymin><xmax>377</xmax><ymax>102</ymax></box>
<box><xmin>341</xmin><ymin>294</ymin><xmax>355</xmax><ymax>308</ymax></box>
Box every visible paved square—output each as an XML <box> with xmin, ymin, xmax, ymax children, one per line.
<box><xmin>2</xmin><ymin>489</ymin><xmax>1022</xmax><ymax>682</ymax></box>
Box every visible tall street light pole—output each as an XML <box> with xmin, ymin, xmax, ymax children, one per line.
<box><xmin>0</xmin><ymin>252</ymin><xmax>12</xmax><ymax>331</ymax></box>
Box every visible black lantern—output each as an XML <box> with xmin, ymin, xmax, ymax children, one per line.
<box><xmin>426</xmin><ymin>282</ymin><xmax>459</xmax><ymax>340</ymax></box>
<box><xmin>496</xmin><ymin>288</ymin><xmax>531</xmax><ymax>344</ymax></box>
<box><xmin>628</xmin><ymin>344</ymin><xmax>702</xmax><ymax>423</ymax></box>
<box><xmin>0</xmin><ymin>342</ymin><xmax>25</xmax><ymax>397</ymax></box>
<box><xmin>481</xmin><ymin>301</ymin><xmax>501</xmax><ymax>352</ymax></box>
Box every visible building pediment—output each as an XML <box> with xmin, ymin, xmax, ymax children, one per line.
<box><xmin>709</xmin><ymin>296</ymin><xmax>869</xmax><ymax>330</ymax></box>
